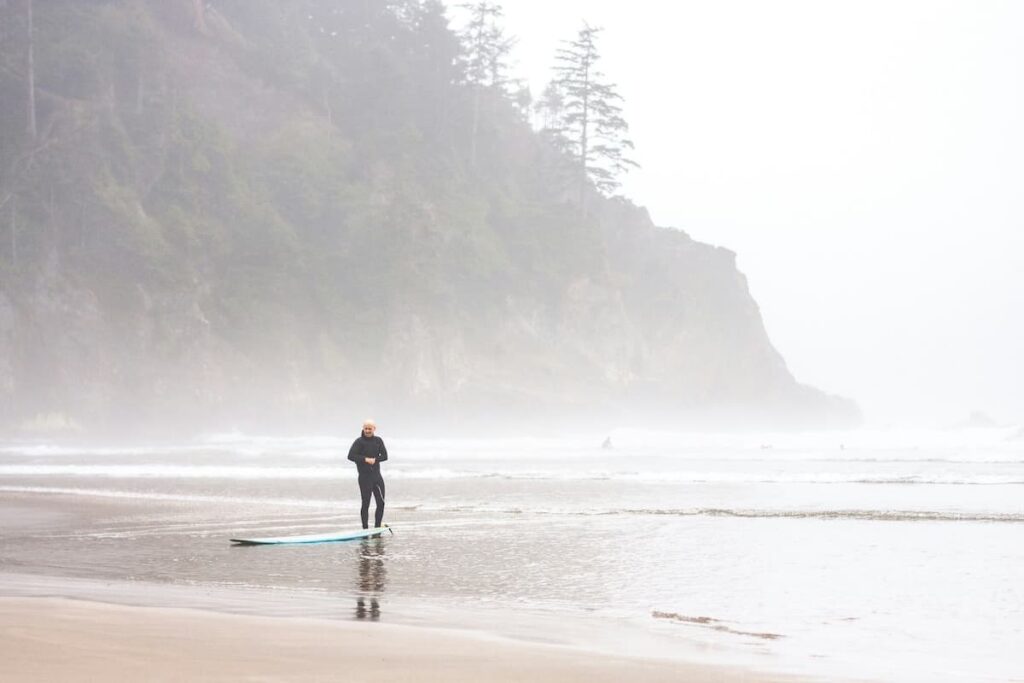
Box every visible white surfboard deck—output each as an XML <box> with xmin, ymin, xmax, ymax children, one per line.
<box><xmin>230</xmin><ymin>525</ymin><xmax>392</xmax><ymax>545</ymax></box>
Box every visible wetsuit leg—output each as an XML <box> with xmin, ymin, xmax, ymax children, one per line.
<box><xmin>372</xmin><ymin>477</ymin><xmax>385</xmax><ymax>528</ymax></box>
<box><xmin>358</xmin><ymin>476</ymin><xmax>373</xmax><ymax>529</ymax></box>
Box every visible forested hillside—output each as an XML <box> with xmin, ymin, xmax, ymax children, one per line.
<box><xmin>0</xmin><ymin>0</ymin><xmax>858</xmax><ymax>434</ymax></box>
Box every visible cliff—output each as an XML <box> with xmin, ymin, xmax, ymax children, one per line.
<box><xmin>0</xmin><ymin>0</ymin><xmax>859</xmax><ymax>434</ymax></box>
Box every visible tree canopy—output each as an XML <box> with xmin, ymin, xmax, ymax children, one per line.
<box><xmin>0</xmin><ymin>0</ymin><xmax>856</xmax><ymax>433</ymax></box>
<box><xmin>539</xmin><ymin>23</ymin><xmax>638</xmax><ymax>200</ymax></box>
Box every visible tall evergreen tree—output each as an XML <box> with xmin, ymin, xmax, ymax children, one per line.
<box><xmin>541</xmin><ymin>23</ymin><xmax>637</xmax><ymax>200</ymax></box>
<box><xmin>458</xmin><ymin>1</ymin><xmax>515</xmax><ymax>165</ymax></box>
<box><xmin>459</xmin><ymin>1</ymin><xmax>514</xmax><ymax>90</ymax></box>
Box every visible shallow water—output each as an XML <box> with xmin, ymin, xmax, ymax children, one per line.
<box><xmin>1</xmin><ymin>428</ymin><xmax>1023</xmax><ymax>682</ymax></box>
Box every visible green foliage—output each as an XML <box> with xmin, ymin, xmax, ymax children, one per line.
<box><xmin>459</xmin><ymin>2</ymin><xmax>516</xmax><ymax>90</ymax></box>
<box><xmin>0</xmin><ymin>0</ymin><xmax>715</xmax><ymax>428</ymax></box>
<box><xmin>540</xmin><ymin>23</ymin><xmax>638</xmax><ymax>197</ymax></box>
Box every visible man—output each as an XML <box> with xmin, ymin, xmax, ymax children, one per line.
<box><xmin>347</xmin><ymin>419</ymin><xmax>388</xmax><ymax>529</ymax></box>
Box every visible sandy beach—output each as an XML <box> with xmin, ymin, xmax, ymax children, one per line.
<box><xmin>0</xmin><ymin>596</ymin><xmax>794</xmax><ymax>682</ymax></box>
<box><xmin>3</xmin><ymin>430</ymin><xmax>1021</xmax><ymax>682</ymax></box>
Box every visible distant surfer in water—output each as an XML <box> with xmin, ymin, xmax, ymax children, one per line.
<box><xmin>347</xmin><ymin>419</ymin><xmax>388</xmax><ymax>529</ymax></box>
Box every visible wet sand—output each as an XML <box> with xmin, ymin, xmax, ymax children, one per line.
<box><xmin>0</xmin><ymin>596</ymin><xmax>795</xmax><ymax>682</ymax></box>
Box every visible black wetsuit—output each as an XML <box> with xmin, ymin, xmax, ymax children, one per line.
<box><xmin>347</xmin><ymin>434</ymin><xmax>388</xmax><ymax>529</ymax></box>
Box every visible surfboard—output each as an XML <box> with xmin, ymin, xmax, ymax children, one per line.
<box><xmin>230</xmin><ymin>525</ymin><xmax>392</xmax><ymax>545</ymax></box>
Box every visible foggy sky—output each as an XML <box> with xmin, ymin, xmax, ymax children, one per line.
<box><xmin>489</xmin><ymin>0</ymin><xmax>1024</xmax><ymax>426</ymax></box>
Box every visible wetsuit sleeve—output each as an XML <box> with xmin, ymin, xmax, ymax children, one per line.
<box><xmin>377</xmin><ymin>438</ymin><xmax>388</xmax><ymax>462</ymax></box>
<box><xmin>347</xmin><ymin>439</ymin><xmax>361</xmax><ymax>463</ymax></box>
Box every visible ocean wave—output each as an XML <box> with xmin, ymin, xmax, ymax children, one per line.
<box><xmin>0</xmin><ymin>443</ymin><xmax>339</xmax><ymax>459</ymax></box>
<box><xmin>0</xmin><ymin>485</ymin><xmax>425</xmax><ymax>513</ymax></box>
<box><xmin>485</xmin><ymin>470</ymin><xmax>1024</xmax><ymax>485</ymax></box>
<box><xmin>0</xmin><ymin>485</ymin><xmax>335</xmax><ymax>508</ymax></box>
<box><xmin>0</xmin><ymin>464</ymin><xmax>349</xmax><ymax>479</ymax></box>
<box><xmin>0</xmin><ymin>444</ymin><xmax>209</xmax><ymax>458</ymax></box>
<box><xmin>2</xmin><ymin>463</ymin><xmax>1024</xmax><ymax>486</ymax></box>
<box><xmin>651</xmin><ymin>611</ymin><xmax>783</xmax><ymax>640</ymax></box>
<box><xmin>627</xmin><ymin>508</ymin><xmax>1024</xmax><ymax>523</ymax></box>
<box><xmin>0</xmin><ymin>464</ymin><xmax>492</xmax><ymax>481</ymax></box>
<box><xmin>6</xmin><ymin>425</ymin><xmax>1022</xmax><ymax>461</ymax></box>
<box><xmin>374</xmin><ymin>501</ymin><xmax>1024</xmax><ymax>523</ymax></box>
<box><xmin>368</xmin><ymin>502</ymin><xmax>1024</xmax><ymax>523</ymax></box>
<box><xmin>3</xmin><ymin>486</ymin><xmax>1020</xmax><ymax>523</ymax></box>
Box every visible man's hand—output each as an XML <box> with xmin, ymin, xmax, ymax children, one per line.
<box><xmin>364</xmin><ymin>457</ymin><xmax>376</xmax><ymax>465</ymax></box>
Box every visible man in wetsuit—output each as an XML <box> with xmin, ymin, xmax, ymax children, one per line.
<box><xmin>347</xmin><ymin>419</ymin><xmax>388</xmax><ymax>529</ymax></box>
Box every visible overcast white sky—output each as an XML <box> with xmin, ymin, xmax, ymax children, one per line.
<box><xmin>477</xmin><ymin>0</ymin><xmax>1024</xmax><ymax>426</ymax></box>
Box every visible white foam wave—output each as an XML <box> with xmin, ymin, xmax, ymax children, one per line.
<box><xmin>2</xmin><ymin>463</ymin><xmax>1023</xmax><ymax>485</ymax></box>
<box><xmin>5</xmin><ymin>486</ymin><xmax>1020</xmax><ymax>525</ymax></box>
<box><xmin>0</xmin><ymin>464</ymin><xmax>487</xmax><ymax>480</ymax></box>
<box><xmin>5</xmin><ymin>425</ymin><xmax>1023</xmax><ymax>465</ymax></box>
<box><xmin>0</xmin><ymin>444</ymin><xmax>209</xmax><ymax>458</ymax></box>
<box><xmin>0</xmin><ymin>485</ymin><xmax>333</xmax><ymax>507</ymax></box>
<box><xmin>0</xmin><ymin>464</ymin><xmax>349</xmax><ymax>479</ymax></box>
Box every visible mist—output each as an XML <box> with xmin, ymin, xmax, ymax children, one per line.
<box><xmin>498</xmin><ymin>0</ymin><xmax>1024</xmax><ymax>427</ymax></box>
<box><xmin>2</xmin><ymin>1</ymin><xmax>1021</xmax><ymax>437</ymax></box>
<box><xmin>2</xmin><ymin>5</ymin><xmax>1023</xmax><ymax>681</ymax></box>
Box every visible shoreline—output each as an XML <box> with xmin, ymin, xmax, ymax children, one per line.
<box><xmin>0</xmin><ymin>595</ymin><xmax>801</xmax><ymax>682</ymax></box>
<box><xmin>0</xmin><ymin>571</ymin><xmax>801</xmax><ymax>675</ymax></box>
<box><xmin>3</xmin><ymin>435</ymin><xmax>1019</xmax><ymax>683</ymax></box>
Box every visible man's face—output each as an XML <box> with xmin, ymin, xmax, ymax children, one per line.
<box><xmin>362</xmin><ymin>423</ymin><xmax>375</xmax><ymax>437</ymax></box>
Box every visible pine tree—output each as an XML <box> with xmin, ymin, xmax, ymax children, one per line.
<box><xmin>458</xmin><ymin>1</ymin><xmax>516</xmax><ymax>166</ymax></box>
<box><xmin>542</xmin><ymin>23</ymin><xmax>637</xmax><ymax>200</ymax></box>
<box><xmin>459</xmin><ymin>2</ymin><xmax>515</xmax><ymax>91</ymax></box>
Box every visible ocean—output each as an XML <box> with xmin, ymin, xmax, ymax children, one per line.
<box><xmin>2</xmin><ymin>427</ymin><xmax>1022</xmax><ymax>682</ymax></box>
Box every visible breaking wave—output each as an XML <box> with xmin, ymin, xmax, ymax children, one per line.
<box><xmin>2</xmin><ymin>463</ymin><xmax>1023</xmax><ymax>485</ymax></box>
<box><xmin>3</xmin><ymin>486</ymin><xmax>1020</xmax><ymax>523</ymax></box>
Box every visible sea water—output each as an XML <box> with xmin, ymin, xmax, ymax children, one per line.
<box><xmin>1</xmin><ymin>428</ymin><xmax>1022</xmax><ymax>682</ymax></box>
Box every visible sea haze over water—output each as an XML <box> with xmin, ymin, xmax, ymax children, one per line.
<box><xmin>2</xmin><ymin>428</ymin><xmax>1022</xmax><ymax>682</ymax></box>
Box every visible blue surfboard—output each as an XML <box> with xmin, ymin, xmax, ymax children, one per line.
<box><xmin>230</xmin><ymin>525</ymin><xmax>392</xmax><ymax>545</ymax></box>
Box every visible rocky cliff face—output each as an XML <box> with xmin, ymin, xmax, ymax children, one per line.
<box><xmin>0</xmin><ymin>1</ymin><xmax>858</xmax><ymax>434</ymax></box>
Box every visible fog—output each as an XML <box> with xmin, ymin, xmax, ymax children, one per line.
<box><xmin>4</xmin><ymin>7</ymin><xmax>1022</xmax><ymax>679</ymax></box>
<box><xmin>2</xmin><ymin>1</ymin><xmax>1020</xmax><ymax>435</ymax></box>
<box><xmin>498</xmin><ymin>0</ymin><xmax>1024</xmax><ymax>426</ymax></box>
